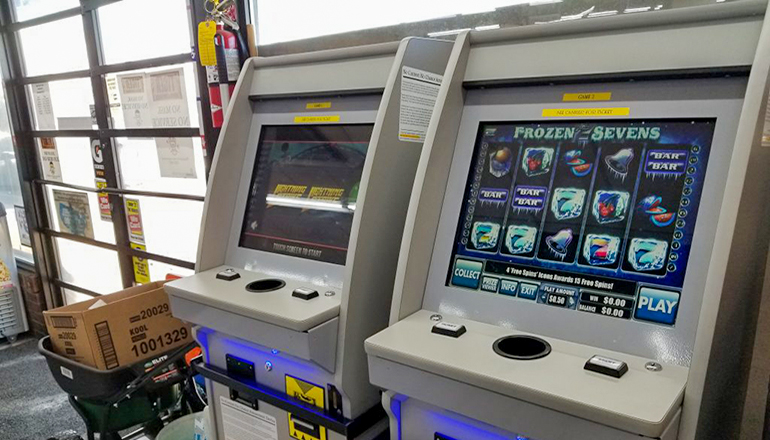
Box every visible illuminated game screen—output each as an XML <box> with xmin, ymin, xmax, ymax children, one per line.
<box><xmin>447</xmin><ymin>119</ymin><xmax>715</xmax><ymax>326</ymax></box>
<box><xmin>239</xmin><ymin>124</ymin><xmax>373</xmax><ymax>264</ymax></box>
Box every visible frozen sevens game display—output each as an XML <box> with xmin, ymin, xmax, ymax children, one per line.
<box><xmin>451</xmin><ymin>120</ymin><xmax>713</xmax><ymax>324</ymax></box>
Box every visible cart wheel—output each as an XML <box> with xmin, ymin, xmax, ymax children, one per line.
<box><xmin>7</xmin><ymin>335</ymin><xmax>17</xmax><ymax>343</ymax></box>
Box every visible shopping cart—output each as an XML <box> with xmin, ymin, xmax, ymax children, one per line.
<box><xmin>39</xmin><ymin>336</ymin><xmax>199</xmax><ymax>440</ymax></box>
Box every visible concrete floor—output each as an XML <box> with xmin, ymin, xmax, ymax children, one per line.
<box><xmin>0</xmin><ymin>335</ymin><xmax>85</xmax><ymax>440</ymax></box>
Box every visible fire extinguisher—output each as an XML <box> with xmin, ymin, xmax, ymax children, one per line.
<box><xmin>206</xmin><ymin>24</ymin><xmax>240</xmax><ymax>128</ymax></box>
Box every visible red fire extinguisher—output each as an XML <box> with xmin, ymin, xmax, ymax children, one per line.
<box><xmin>207</xmin><ymin>24</ymin><xmax>240</xmax><ymax>128</ymax></box>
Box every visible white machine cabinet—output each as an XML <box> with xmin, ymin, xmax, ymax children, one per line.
<box><xmin>166</xmin><ymin>37</ymin><xmax>454</xmax><ymax>440</ymax></box>
<box><xmin>365</xmin><ymin>2</ymin><xmax>770</xmax><ymax>439</ymax></box>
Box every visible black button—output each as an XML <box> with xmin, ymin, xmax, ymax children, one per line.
<box><xmin>584</xmin><ymin>355</ymin><xmax>628</xmax><ymax>378</ymax></box>
<box><xmin>292</xmin><ymin>288</ymin><xmax>319</xmax><ymax>300</ymax></box>
<box><xmin>216</xmin><ymin>269</ymin><xmax>240</xmax><ymax>281</ymax></box>
<box><xmin>431</xmin><ymin>322</ymin><xmax>466</xmax><ymax>338</ymax></box>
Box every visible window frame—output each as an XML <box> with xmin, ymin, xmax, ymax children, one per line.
<box><xmin>0</xmin><ymin>0</ymin><xmax>239</xmax><ymax>307</ymax></box>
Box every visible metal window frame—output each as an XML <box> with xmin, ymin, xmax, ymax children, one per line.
<box><xmin>0</xmin><ymin>0</ymin><xmax>242</xmax><ymax>307</ymax></box>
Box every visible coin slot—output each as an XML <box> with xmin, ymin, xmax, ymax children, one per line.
<box><xmin>245</xmin><ymin>279</ymin><xmax>286</xmax><ymax>292</ymax></box>
<box><xmin>493</xmin><ymin>335</ymin><xmax>551</xmax><ymax>360</ymax></box>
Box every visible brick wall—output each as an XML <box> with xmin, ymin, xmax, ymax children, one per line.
<box><xmin>18</xmin><ymin>268</ymin><xmax>47</xmax><ymax>337</ymax></box>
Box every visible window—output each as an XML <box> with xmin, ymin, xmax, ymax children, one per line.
<box><xmin>0</xmin><ymin>83</ymin><xmax>32</xmax><ymax>261</ymax></box>
<box><xmin>255</xmin><ymin>0</ymin><xmax>530</xmax><ymax>44</ymax></box>
<box><xmin>2</xmin><ymin>0</ymin><xmax>205</xmax><ymax>305</ymax></box>
<box><xmin>12</xmin><ymin>0</ymin><xmax>80</xmax><ymax>22</ymax></box>
<box><xmin>17</xmin><ymin>16</ymin><xmax>89</xmax><ymax>76</ymax></box>
<box><xmin>28</xmin><ymin>79</ymin><xmax>95</xmax><ymax>131</ymax></box>
<box><xmin>98</xmin><ymin>0</ymin><xmax>192</xmax><ymax>64</ymax></box>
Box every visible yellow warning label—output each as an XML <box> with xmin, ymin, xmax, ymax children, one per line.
<box><xmin>131</xmin><ymin>243</ymin><xmax>150</xmax><ymax>284</ymax></box>
<box><xmin>286</xmin><ymin>376</ymin><xmax>326</xmax><ymax>440</ymax></box>
<box><xmin>308</xmin><ymin>187</ymin><xmax>343</xmax><ymax>201</ymax></box>
<box><xmin>273</xmin><ymin>184</ymin><xmax>307</xmax><ymax>198</ymax></box>
<box><xmin>294</xmin><ymin>115</ymin><xmax>340</xmax><ymax>124</ymax></box>
<box><xmin>562</xmin><ymin>92</ymin><xmax>612</xmax><ymax>102</ymax></box>
<box><xmin>542</xmin><ymin>107</ymin><xmax>630</xmax><ymax>118</ymax></box>
<box><xmin>306</xmin><ymin>102</ymin><xmax>331</xmax><ymax>109</ymax></box>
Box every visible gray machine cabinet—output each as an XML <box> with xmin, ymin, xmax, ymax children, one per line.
<box><xmin>167</xmin><ymin>36</ymin><xmax>455</xmax><ymax>440</ymax></box>
<box><xmin>366</xmin><ymin>1</ymin><xmax>770</xmax><ymax>440</ymax></box>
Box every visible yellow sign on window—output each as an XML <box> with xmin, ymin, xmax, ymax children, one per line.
<box><xmin>542</xmin><ymin>107</ymin><xmax>630</xmax><ymax>118</ymax></box>
<box><xmin>131</xmin><ymin>243</ymin><xmax>150</xmax><ymax>284</ymax></box>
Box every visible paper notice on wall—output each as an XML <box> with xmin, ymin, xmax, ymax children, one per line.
<box><xmin>148</xmin><ymin>68</ymin><xmax>190</xmax><ymax>128</ymax></box>
<box><xmin>53</xmin><ymin>190</ymin><xmax>94</xmax><ymax>239</ymax></box>
<box><xmin>219</xmin><ymin>396</ymin><xmax>278</xmax><ymax>440</ymax></box>
<box><xmin>105</xmin><ymin>77</ymin><xmax>121</xmax><ymax>107</ymax></box>
<box><xmin>39</xmin><ymin>137</ymin><xmax>62</xmax><ymax>182</ymax></box>
<box><xmin>57</xmin><ymin>117</ymin><xmax>93</xmax><ymax>130</ymax></box>
<box><xmin>131</xmin><ymin>242</ymin><xmax>150</xmax><ymax>284</ymax></box>
<box><xmin>105</xmin><ymin>76</ymin><xmax>121</xmax><ymax>126</ymax></box>
<box><xmin>95</xmin><ymin>178</ymin><xmax>111</xmax><ymax>221</ymax></box>
<box><xmin>14</xmin><ymin>205</ymin><xmax>30</xmax><ymax>247</ymax></box>
<box><xmin>125</xmin><ymin>198</ymin><xmax>144</xmax><ymax>244</ymax></box>
<box><xmin>155</xmin><ymin>137</ymin><xmax>197</xmax><ymax>179</ymax></box>
<box><xmin>32</xmin><ymin>83</ymin><xmax>55</xmax><ymax>130</ymax></box>
<box><xmin>118</xmin><ymin>73</ymin><xmax>150</xmax><ymax>128</ymax></box>
<box><xmin>399</xmin><ymin>66</ymin><xmax>443</xmax><ymax>143</ymax></box>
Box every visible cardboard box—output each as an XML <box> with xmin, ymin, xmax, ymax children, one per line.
<box><xmin>44</xmin><ymin>281</ymin><xmax>192</xmax><ymax>370</ymax></box>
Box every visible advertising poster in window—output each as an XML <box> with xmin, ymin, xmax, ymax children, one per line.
<box><xmin>39</xmin><ymin>137</ymin><xmax>62</xmax><ymax>182</ymax></box>
<box><xmin>14</xmin><ymin>205</ymin><xmax>31</xmax><ymax>247</ymax></box>
<box><xmin>117</xmin><ymin>73</ymin><xmax>150</xmax><ymax>128</ymax></box>
<box><xmin>52</xmin><ymin>190</ymin><xmax>94</xmax><ymax>239</ymax></box>
<box><xmin>95</xmin><ymin>178</ymin><xmax>112</xmax><ymax>222</ymax></box>
<box><xmin>125</xmin><ymin>198</ymin><xmax>144</xmax><ymax>244</ymax></box>
<box><xmin>32</xmin><ymin>83</ymin><xmax>55</xmax><ymax>130</ymax></box>
<box><xmin>148</xmin><ymin>68</ymin><xmax>190</xmax><ymax>128</ymax></box>
<box><xmin>131</xmin><ymin>242</ymin><xmax>150</xmax><ymax>284</ymax></box>
<box><xmin>155</xmin><ymin>137</ymin><xmax>197</xmax><ymax>179</ymax></box>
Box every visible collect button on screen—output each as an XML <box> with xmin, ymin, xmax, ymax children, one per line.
<box><xmin>635</xmin><ymin>287</ymin><xmax>680</xmax><ymax>325</ymax></box>
<box><xmin>451</xmin><ymin>259</ymin><xmax>483</xmax><ymax>289</ymax></box>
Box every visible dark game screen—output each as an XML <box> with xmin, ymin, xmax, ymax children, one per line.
<box><xmin>239</xmin><ymin>124</ymin><xmax>373</xmax><ymax>265</ymax></box>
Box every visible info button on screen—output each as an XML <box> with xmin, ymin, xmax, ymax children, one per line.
<box><xmin>451</xmin><ymin>259</ymin><xmax>483</xmax><ymax>289</ymax></box>
<box><xmin>499</xmin><ymin>279</ymin><xmax>519</xmax><ymax>296</ymax></box>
